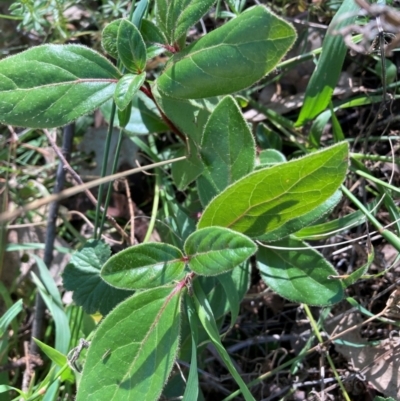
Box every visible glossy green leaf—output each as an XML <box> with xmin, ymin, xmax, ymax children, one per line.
<box><xmin>185</xmin><ymin>227</ymin><xmax>256</xmax><ymax>276</ymax></box>
<box><xmin>198</xmin><ymin>96</ymin><xmax>255</xmax><ymax>206</ymax></box>
<box><xmin>101</xmin><ymin>92</ymin><xmax>168</xmax><ymax>135</ymax></box>
<box><xmin>257</xmin><ymin>237</ymin><xmax>344</xmax><ymax>306</ymax></box>
<box><xmin>296</xmin><ymin>0</ymin><xmax>360</xmax><ymax>126</ymax></box>
<box><xmin>198</xmin><ymin>143</ymin><xmax>349</xmax><ymax>239</ymax></box>
<box><xmin>156</xmin><ymin>0</ymin><xmax>215</xmax><ymax>44</ymax></box>
<box><xmin>62</xmin><ymin>240</ymin><xmax>132</xmax><ymax>316</ymax></box>
<box><xmin>117</xmin><ymin>19</ymin><xmax>147</xmax><ymax>73</ymax></box>
<box><xmin>102</xmin><ymin>20</ymin><xmax>122</xmax><ymax>59</ymax></box>
<box><xmin>258</xmin><ymin>190</ymin><xmax>342</xmax><ymax>242</ymax></box>
<box><xmin>0</xmin><ymin>44</ymin><xmax>120</xmax><ymax>128</ymax></box>
<box><xmin>101</xmin><ymin>242</ymin><xmax>185</xmax><ymax>290</ymax></box>
<box><xmin>155</xmin><ymin>6</ymin><xmax>296</xmax><ymax>99</ymax></box>
<box><xmin>114</xmin><ymin>72</ymin><xmax>146</xmax><ymax>111</ymax></box>
<box><xmin>76</xmin><ymin>286</ymin><xmax>182</xmax><ymax>401</ymax></box>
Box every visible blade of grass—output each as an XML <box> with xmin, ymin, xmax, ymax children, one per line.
<box><xmin>183</xmin><ymin>297</ymin><xmax>200</xmax><ymax>401</ymax></box>
<box><xmin>341</xmin><ymin>185</ymin><xmax>400</xmax><ymax>253</ymax></box>
<box><xmin>296</xmin><ymin>0</ymin><xmax>360</xmax><ymax>126</ymax></box>
<box><xmin>192</xmin><ymin>280</ymin><xmax>256</xmax><ymax>401</ymax></box>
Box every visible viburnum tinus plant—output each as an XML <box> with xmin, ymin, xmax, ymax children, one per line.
<box><xmin>0</xmin><ymin>1</ymin><xmax>351</xmax><ymax>399</ymax></box>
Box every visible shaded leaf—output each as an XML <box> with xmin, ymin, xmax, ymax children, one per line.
<box><xmin>62</xmin><ymin>240</ymin><xmax>132</xmax><ymax>316</ymax></box>
<box><xmin>258</xmin><ymin>190</ymin><xmax>342</xmax><ymax>242</ymax></box>
<box><xmin>198</xmin><ymin>143</ymin><xmax>349</xmax><ymax>239</ymax></box>
<box><xmin>101</xmin><ymin>242</ymin><xmax>185</xmax><ymax>290</ymax></box>
<box><xmin>0</xmin><ymin>44</ymin><xmax>120</xmax><ymax>128</ymax></box>
<box><xmin>76</xmin><ymin>286</ymin><xmax>182</xmax><ymax>401</ymax></box>
<box><xmin>257</xmin><ymin>149</ymin><xmax>286</xmax><ymax>168</ymax></box>
<box><xmin>101</xmin><ymin>92</ymin><xmax>168</xmax><ymax>135</ymax></box>
<box><xmin>257</xmin><ymin>237</ymin><xmax>344</xmax><ymax>306</ymax></box>
<box><xmin>198</xmin><ymin>96</ymin><xmax>255</xmax><ymax>206</ymax></box>
<box><xmin>155</xmin><ymin>6</ymin><xmax>296</xmax><ymax>99</ymax></box>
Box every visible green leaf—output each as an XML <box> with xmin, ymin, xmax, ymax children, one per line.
<box><xmin>185</xmin><ymin>227</ymin><xmax>257</xmax><ymax>276</ymax></box>
<box><xmin>62</xmin><ymin>240</ymin><xmax>132</xmax><ymax>316</ymax></box>
<box><xmin>101</xmin><ymin>92</ymin><xmax>168</xmax><ymax>135</ymax></box>
<box><xmin>257</xmin><ymin>237</ymin><xmax>344</xmax><ymax>306</ymax></box>
<box><xmin>141</xmin><ymin>19</ymin><xmax>167</xmax><ymax>46</ymax></box>
<box><xmin>0</xmin><ymin>44</ymin><xmax>120</xmax><ymax>128</ymax></box>
<box><xmin>131</xmin><ymin>0</ymin><xmax>148</xmax><ymax>29</ymax></box>
<box><xmin>295</xmin><ymin>200</ymin><xmax>378</xmax><ymax>240</ymax></box>
<box><xmin>256</xmin><ymin>122</ymin><xmax>282</xmax><ymax>151</ymax></box>
<box><xmin>198</xmin><ymin>96</ymin><xmax>255</xmax><ymax>206</ymax></box>
<box><xmin>31</xmin><ymin>255</ymin><xmax>70</xmax><ymax>354</ymax></box>
<box><xmin>156</xmin><ymin>0</ymin><xmax>216</xmax><ymax>44</ymax></box>
<box><xmin>172</xmin><ymin>140</ymin><xmax>204</xmax><ymax>190</ymax></box>
<box><xmin>117</xmin><ymin>101</ymin><xmax>132</xmax><ymax>127</ymax></box>
<box><xmin>183</xmin><ymin>297</ymin><xmax>199</xmax><ymax>401</ymax></box>
<box><xmin>152</xmin><ymin>86</ymin><xmax>219</xmax><ymax>188</ymax></box>
<box><xmin>198</xmin><ymin>143</ymin><xmax>349</xmax><ymax>239</ymax></box>
<box><xmin>155</xmin><ymin>6</ymin><xmax>296</xmax><ymax>99</ymax></box>
<box><xmin>216</xmin><ymin>273</ymin><xmax>239</xmax><ymax>329</ymax></box>
<box><xmin>192</xmin><ymin>281</ymin><xmax>256</xmax><ymax>401</ymax></box>
<box><xmin>32</xmin><ymin>338</ymin><xmax>74</xmax><ymax>383</ymax></box>
<box><xmin>257</xmin><ymin>149</ymin><xmax>286</xmax><ymax>168</ymax></box>
<box><xmin>343</xmin><ymin>240</ymin><xmax>374</xmax><ymax>287</ymax></box>
<box><xmin>295</xmin><ymin>0</ymin><xmax>360</xmax><ymax>126</ymax></box>
<box><xmin>152</xmin><ymin>85</ymin><xmax>219</xmax><ymax>143</ymax></box>
<box><xmin>0</xmin><ymin>299</ymin><xmax>22</xmax><ymax>338</ymax></box>
<box><xmin>76</xmin><ymin>286</ymin><xmax>182</xmax><ymax>401</ymax></box>
<box><xmin>101</xmin><ymin>242</ymin><xmax>185</xmax><ymax>290</ymax></box>
<box><xmin>102</xmin><ymin>20</ymin><xmax>122</xmax><ymax>59</ymax></box>
<box><xmin>114</xmin><ymin>72</ymin><xmax>146</xmax><ymax>111</ymax></box>
<box><xmin>117</xmin><ymin>19</ymin><xmax>147</xmax><ymax>73</ymax></box>
<box><xmin>257</xmin><ymin>190</ymin><xmax>342</xmax><ymax>242</ymax></box>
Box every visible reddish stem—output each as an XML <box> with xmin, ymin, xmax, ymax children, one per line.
<box><xmin>140</xmin><ymin>84</ymin><xmax>187</xmax><ymax>143</ymax></box>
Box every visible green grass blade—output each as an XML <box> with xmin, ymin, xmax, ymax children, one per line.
<box><xmin>193</xmin><ymin>280</ymin><xmax>256</xmax><ymax>401</ymax></box>
<box><xmin>296</xmin><ymin>0</ymin><xmax>360</xmax><ymax>126</ymax></box>
<box><xmin>183</xmin><ymin>297</ymin><xmax>200</xmax><ymax>401</ymax></box>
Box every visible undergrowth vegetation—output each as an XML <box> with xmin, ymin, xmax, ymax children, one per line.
<box><xmin>1</xmin><ymin>0</ymin><xmax>400</xmax><ymax>400</ymax></box>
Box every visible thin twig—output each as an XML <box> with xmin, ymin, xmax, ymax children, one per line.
<box><xmin>123</xmin><ymin>179</ymin><xmax>136</xmax><ymax>245</ymax></box>
<box><xmin>0</xmin><ymin>156</ymin><xmax>187</xmax><ymax>223</ymax></box>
